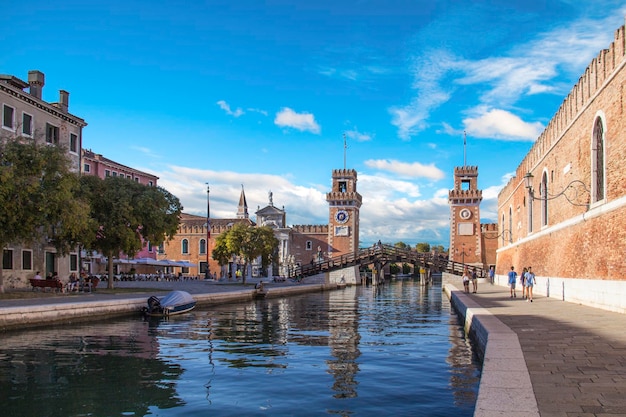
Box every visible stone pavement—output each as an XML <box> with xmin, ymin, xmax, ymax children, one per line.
<box><xmin>445</xmin><ymin>278</ymin><xmax>626</xmax><ymax>417</ymax></box>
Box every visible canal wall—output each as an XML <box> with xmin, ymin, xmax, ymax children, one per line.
<box><xmin>442</xmin><ymin>272</ymin><xmax>539</xmax><ymax>417</ymax></box>
<box><xmin>0</xmin><ymin>283</ymin><xmax>340</xmax><ymax>332</ymax></box>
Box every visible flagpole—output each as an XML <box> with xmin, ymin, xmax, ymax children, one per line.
<box><xmin>463</xmin><ymin>131</ymin><xmax>467</xmax><ymax>167</ymax></box>
<box><xmin>206</xmin><ymin>182</ymin><xmax>210</xmax><ymax>279</ymax></box>
<box><xmin>343</xmin><ymin>133</ymin><xmax>347</xmax><ymax>170</ymax></box>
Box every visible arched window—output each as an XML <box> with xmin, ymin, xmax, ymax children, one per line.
<box><xmin>501</xmin><ymin>214</ymin><xmax>505</xmax><ymax>246</ymax></box>
<box><xmin>592</xmin><ymin>116</ymin><xmax>605</xmax><ymax>203</ymax></box>
<box><xmin>540</xmin><ymin>172</ymin><xmax>548</xmax><ymax>227</ymax></box>
<box><xmin>199</xmin><ymin>239</ymin><xmax>206</xmax><ymax>255</ymax></box>
<box><xmin>508</xmin><ymin>207</ymin><xmax>513</xmax><ymax>243</ymax></box>
<box><xmin>182</xmin><ymin>239</ymin><xmax>189</xmax><ymax>254</ymax></box>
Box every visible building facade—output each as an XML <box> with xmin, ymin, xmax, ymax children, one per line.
<box><xmin>496</xmin><ymin>20</ymin><xmax>626</xmax><ymax>312</ymax></box>
<box><xmin>1</xmin><ymin>70</ymin><xmax>87</xmax><ymax>286</ymax></box>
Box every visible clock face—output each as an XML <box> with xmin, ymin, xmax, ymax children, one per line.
<box><xmin>335</xmin><ymin>210</ymin><xmax>349</xmax><ymax>224</ymax></box>
<box><xmin>460</xmin><ymin>208</ymin><xmax>472</xmax><ymax>220</ymax></box>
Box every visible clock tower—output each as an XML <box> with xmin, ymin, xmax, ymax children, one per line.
<box><xmin>326</xmin><ymin>169</ymin><xmax>362</xmax><ymax>257</ymax></box>
<box><xmin>448</xmin><ymin>165</ymin><xmax>483</xmax><ymax>265</ymax></box>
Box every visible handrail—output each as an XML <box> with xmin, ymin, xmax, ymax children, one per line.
<box><xmin>293</xmin><ymin>243</ymin><xmax>486</xmax><ymax>279</ymax></box>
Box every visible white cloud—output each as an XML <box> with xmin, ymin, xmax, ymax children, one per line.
<box><xmin>364</xmin><ymin>159</ymin><xmax>445</xmax><ymax>180</ymax></box>
<box><xmin>274</xmin><ymin>107</ymin><xmax>321</xmax><ymax>134</ymax></box>
<box><xmin>463</xmin><ymin>108</ymin><xmax>544</xmax><ymax>141</ymax></box>
<box><xmin>345</xmin><ymin>128</ymin><xmax>373</xmax><ymax>142</ymax></box>
<box><xmin>217</xmin><ymin>100</ymin><xmax>244</xmax><ymax>117</ymax></box>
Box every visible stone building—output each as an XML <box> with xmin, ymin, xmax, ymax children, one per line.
<box><xmin>496</xmin><ymin>20</ymin><xmax>626</xmax><ymax>312</ymax></box>
<box><xmin>0</xmin><ymin>70</ymin><xmax>87</xmax><ymax>285</ymax></box>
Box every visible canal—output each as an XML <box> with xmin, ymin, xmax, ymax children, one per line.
<box><xmin>0</xmin><ymin>279</ymin><xmax>480</xmax><ymax>416</ymax></box>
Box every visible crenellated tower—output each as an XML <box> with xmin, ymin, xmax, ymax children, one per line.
<box><xmin>449</xmin><ymin>166</ymin><xmax>483</xmax><ymax>265</ymax></box>
<box><xmin>326</xmin><ymin>169</ymin><xmax>362</xmax><ymax>257</ymax></box>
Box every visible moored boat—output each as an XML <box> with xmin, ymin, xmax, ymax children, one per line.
<box><xmin>143</xmin><ymin>290</ymin><xmax>196</xmax><ymax>317</ymax></box>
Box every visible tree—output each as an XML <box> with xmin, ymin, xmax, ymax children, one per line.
<box><xmin>394</xmin><ymin>241</ymin><xmax>410</xmax><ymax>250</ymax></box>
<box><xmin>0</xmin><ymin>138</ymin><xmax>92</xmax><ymax>293</ymax></box>
<box><xmin>212</xmin><ymin>223</ymin><xmax>278</xmax><ymax>284</ymax></box>
<box><xmin>415</xmin><ymin>242</ymin><xmax>431</xmax><ymax>253</ymax></box>
<box><xmin>79</xmin><ymin>175</ymin><xmax>182</xmax><ymax>289</ymax></box>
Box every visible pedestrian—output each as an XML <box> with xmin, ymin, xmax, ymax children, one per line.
<box><xmin>488</xmin><ymin>266</ymin><xmax>495</xmax><ymax>285</ymax></box>
<box><xmin>525</xmin><ymin>266</ymin><xmax>535</xmax><ymax>302</ymax></box>
<box><xmin>471</xmin><ymin>267</ymin><xmax>478</xmax><ymax>293</ymax></box>
<box><xmin>462</xmin><ymin>267</ymin><xmax>470</xmax><ymax>293</ymax></box>
<box><xmin>508</xmin><ymin>266</ymin><xmax>517</xmax><ymax>298</ymax></box>
<box><xmin>33</xmin><ymin>271</ymin><xmax>43</xmax><ymax>280</ymax></box>
<box><xmin>520</xmin><ymin>267</ymin><xmax>528</xmax><ymax>299</ymax></box>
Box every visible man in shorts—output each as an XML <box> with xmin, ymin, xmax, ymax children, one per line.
<box><xmin>508</xmin><ymin>266</ymin><xmax>518</xmax><ymax>298</ymax></box>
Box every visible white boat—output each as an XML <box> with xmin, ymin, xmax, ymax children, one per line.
<box><xmin>143</xmin><ymin>290</ymin><xmax>196</xmax><ymax>317</ymax></box>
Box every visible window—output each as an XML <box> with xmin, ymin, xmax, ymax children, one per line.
<box><xmin>200</xmin><ymin>239</ymin><xmax>206</xmax><ymax>255</ymax></box>
<box><xmin>22</xmin><ymin>113</ymin><xmax>33</xmax><ymax>136</ymax></box>
<box><xmin>501</xmin><ymin>214</ymin><xmax>506</xmax><ymax>246</ymax></box>
<box><xmin>338</xmin><ymin>181</ymin><xmax>347</xmax><ymax>193</ymax></box>
<box><xmin>540</xmin><ymin>172</ymin><xmax>548</xmax><ymax>227</ymax></box>
<box><xmin>127</xmin><ymin>175</ymin><xmax>132</xmax><ymax>179</ymax></box>
<box><xmin>3</xmin><ymin>249</ymin><xmax>13</xmax><ymax>270</ymax></box>
<box><xmin>148</xmin><ymin>242</ymin><xmax>153</xmax><ymax>252</ymax></box>
<box><xmin>306</xmin><ymin>241</ymin><xmax>312</xmax><ymax>250</ymax></box>
<box><xmin>112</xmin><ymin>172</ymin><xmax>118</xmax><ymax>177</ymax></box>
<box><xmin>592</xmin><ymin>116</ymin><xmax>605</xmax><ymax>203</ymax></box>
<box><xmin>84</xmin><ymin>163</ymin><xmax>91</xmax><ymax>173</ymax></box>
<box><xmin>105</xmin><ymin>170</ymin><xmax>111</xmax><ymax>177</ymax></box>
<box><xmin>158</xmin><ymin>243</ymin><xmax>164</xmax><ymax>254</ymax></box>
<box><xmin>3</xmin><ymin>104</ymin><xmax>15</xmax><ymax>130</ymax></box>
<box><xmin>135</xmin><ymin>178</ymin><xmax>139</xmax><ymax>182</ymax></box>
<box><xmin>182</xmin><ymin>239</ymin><xmax>189</xmax><ymax>254</ymax></box>
<box><xmin>46</xmin><ymin>123</ymin><xmax>59</xmax><ymax>144</ymax></box>
<box><xmin>70</xmin><ymin>133</ymin><xmax>78</xmax><ymax>153</ymax></box>
<box><xmin>508</xmin><ymin>207</ymin><xmax>513</xmax><ymax>243</ymax></box>
<box><xmin>70</xmin><ymin>254</ymin><xmax>78</xmax><ymax>271</ymax></box>
<box><xmin>22</xmin><ymin>250</ymin><xmax>32</xmax><ymax>270</ymax></box>
<box><xmin>148</xmin><ymin>181</ymin><xmax>154</xmax><ymax>186</ymax></box>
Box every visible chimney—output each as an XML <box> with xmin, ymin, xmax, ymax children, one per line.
<box><xmin>28</xmin><ymin>70</ymin><xmax>45</xmax><ymax>100</ymax></box>
<box><xmin>59</xmin><ymin>90</ymin><xmax>69</xmax><ymax>112</ymax></box>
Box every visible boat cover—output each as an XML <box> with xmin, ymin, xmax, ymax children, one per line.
<box><xmin>159</xmin><ymin>290</ymin><xmax>195</xmax><ymax>309</ymax></box>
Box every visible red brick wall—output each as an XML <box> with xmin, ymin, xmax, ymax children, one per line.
<box><xmin>496</xmin><ymin>23</ymin><xmax>626</xmax><ymax>280</ymax></box>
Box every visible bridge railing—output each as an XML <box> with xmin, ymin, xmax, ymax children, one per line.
<box><xmin>293</xmin><ymin>243</ymin><xmax>486</xmax><ymax>279</ymax></box>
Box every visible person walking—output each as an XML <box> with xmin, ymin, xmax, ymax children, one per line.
<box><xmin>525</xmin><ymin>266</ymin><xmax>535</xmax><ymax>302</ymax></box>
<box><xmin>508</xmin><ymin>266</ymin><xmax>517</xmax><ymax>298</ymax></box>
<box><xmin>520</xmin><ymin>267</ymin><xmax>528</xmax><ymax>299</ymax></box>
<box><xmin>462</xmin><ymin>267</ymin><xmax>470</xmax><ymax>293</ymax></box>
<box><xmin>488</xmin><ymin>266</ymin><xmax>495</xmax><ymax>285</ymax></box>
<box><xmin>471</xmin><ymin>267</ymin><xmax>478</xmax><ymax>293</ymax></box>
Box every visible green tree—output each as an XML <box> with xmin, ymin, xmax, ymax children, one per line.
<box><xmin>212</xmin><ymin>223</ymin><xmax>278</xmax><ymax>284</ymax></box>
<box><xmin>415</xmin><ymin>242</ymin><xmax>431</xmax><ymax>253</ymax></box>
<box><xmin>394</xmin><ymin>241</ymin><xmax>410</xmax><ymax>250</ymax></box>
<box><xmin>79</xmin><ymin>175</ymin><xmax>182</xmax><ymax>288</ymax></box>
<box><xmin>0</xmin><ymin>138</ymin><xmax>92</xmax><ymax>293</ymax></box>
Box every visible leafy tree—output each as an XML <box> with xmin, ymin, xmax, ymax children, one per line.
<box><xmin>212</xmin><ymin>223</ymin><xmax>278</xmax><ymax>284</ymax></box>
<box><xmin>79</xmin><ymin>175</ymin><xmax>182</xmax><ymax>289</ymax></box>
<box><xmin>394</xmin><ymin>242</ymin><xmax>410</xmax><ymax>250</ymax></box>
<box><xmin>415</xmin><ymin>242</ymin><xmax>431</xmax><ymax>253</ymax></box>
<box><xmin>389</xmin><ymin>263</ymin><xmax>400</xmax><ymax>274</ymax></box>
<box><xmin>0</xmin><ymin>138</ymin><xmax>92</xmax><ymax>293</ymax></box>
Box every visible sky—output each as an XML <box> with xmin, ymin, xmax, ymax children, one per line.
<box><xmin>2</xmin><ymin>1</ymin><xmax>625</xmax><ymax>248</ymax></box>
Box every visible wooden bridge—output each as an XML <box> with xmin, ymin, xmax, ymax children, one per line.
<box><xmin>294</xmin><ymin>243</ymin><xmax>486</xmax><ymax>281</ymax></box>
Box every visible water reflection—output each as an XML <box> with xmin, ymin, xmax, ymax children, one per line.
<box><xmin>0</xmin><ymin>321</ymin><xmax>183</xmax><ymax>417</ymax></box>
<box><xmin>0</xmin><ymin>281</ymin><xmax>479</xmax><ymax>416</ymax></box>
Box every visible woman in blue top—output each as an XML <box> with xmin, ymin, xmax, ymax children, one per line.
<box><xmin>525</xmin><ymin>266</ymin><xmax>535</xmax><ymax>302</ymax></box>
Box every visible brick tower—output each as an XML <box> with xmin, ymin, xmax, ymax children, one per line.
<box><xmin>448</xmin><ymin>166</ymin><xmax>483</xmax><ymax>265</ymax></box>
<box><xmin>326</xmin><ymin>169</ymin><xmax>362</xmax><ymax>257</ymax></box>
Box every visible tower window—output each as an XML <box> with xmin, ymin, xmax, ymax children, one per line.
<box><xmin>461</xmin><ymin>180</ymin><xmax>470</xmax><ymax>191</ymax></box>
<box><xmin>338</xmin><ymin>181</ymin><xmax>347</xmax><ymax>193</ymax></box>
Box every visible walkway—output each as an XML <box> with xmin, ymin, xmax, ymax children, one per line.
<box><xmin>445</xmin><ymin>278</ymin><xmax>626</xmax><ymax>417</ymax></box>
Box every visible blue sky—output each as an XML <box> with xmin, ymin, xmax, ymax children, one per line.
<box><xmin>3</xmin><ymin>1</ymin><xmax>625</xmax><ymax>247</ymax></box>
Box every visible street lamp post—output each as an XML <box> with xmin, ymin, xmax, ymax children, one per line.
<box><xmin>456</xmin><ymin>243</ymin><xmax>470</xmax><ymax>265</ymax></box>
